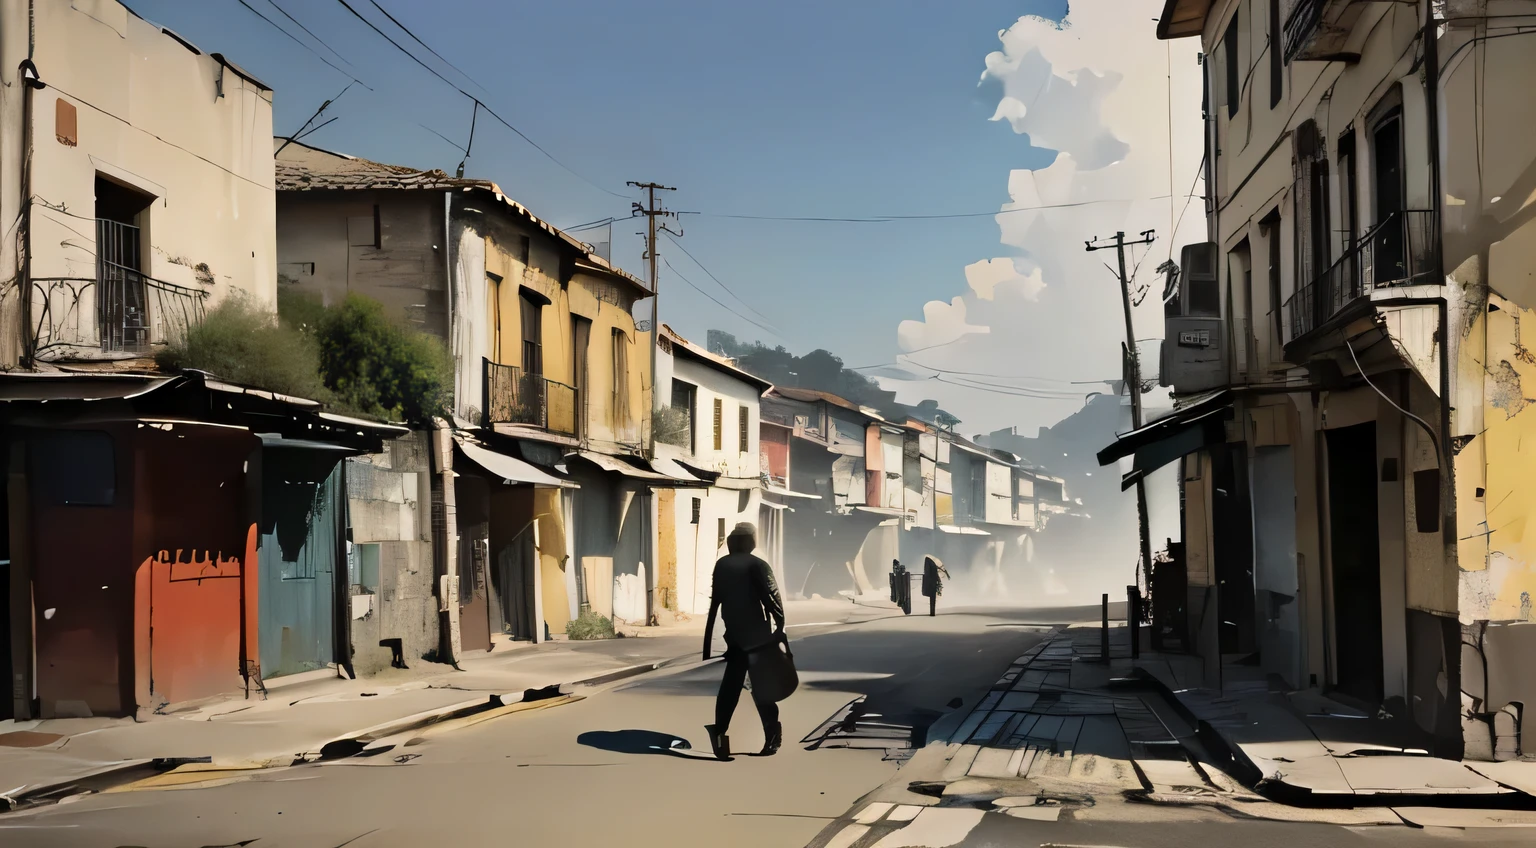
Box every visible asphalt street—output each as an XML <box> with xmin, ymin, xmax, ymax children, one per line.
<box><xmin>0</xmin><ymin>605</ymin><xmax>1064</xmax><ymax>848</ymax></box>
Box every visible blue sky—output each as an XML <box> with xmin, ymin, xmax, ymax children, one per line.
<box><xmin>129</xmin><ymin>0</ymin><xmax>1068</xmax><ymax>400</ymax></box>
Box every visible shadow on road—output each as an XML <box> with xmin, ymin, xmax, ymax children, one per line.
<box><xmin>577</xmin><ymin>729</ymin><xmax>724</xmax><ymax>761</ymax></box>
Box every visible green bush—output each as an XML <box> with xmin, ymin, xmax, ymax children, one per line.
<box><xmin>315</xmin><ymin>294</ymin><xmax>453</xmax><ymax>426</ymax></box>
<box><xmin>155</xmin><ymin>293</ymin><xmax>330</xmax><ymax>400</ymax></box>
<box><xmin>565</xmin><ymin>609</ymin><xmax>615</xmax><ymax>640</ymax></box>
<box><xmin>159</xmin><ymin>290</ymin><xmax>452</xmax><ymax>427</ymax></box>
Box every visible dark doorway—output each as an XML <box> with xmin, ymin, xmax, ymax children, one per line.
<box><xmin>1327</xmin><ymin>423</ymin><xmax>1384</xmax><ymax>705</ymax></box>
<box><xmin>94</xmin><ymin>176</ymin><xmax>154</xmax><ymax>353</ymax></box>
<box><xmin>1371</xmin><ymin>111</ymin><xmax>1406</xmax><ymax>283</ymax></box>
<box><xmin>454</xmin><ymin>475</ymin><xmax>493</xmax><ymax>654</ymax></box>
<box><xmin>1210</xmin><ymin>446</ymin><xmax>1256</xmax><ymax>655</ymax></box>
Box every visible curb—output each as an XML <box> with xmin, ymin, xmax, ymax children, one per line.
<box><xmin>0</xmin><ymin>653</ymin><xmax>698</xmax><ymax>814</ymax></box>
<box><xmin>1127</xmin><ymin>666</ymin><xmax>1264</xmax><ymax>788</ymax></box>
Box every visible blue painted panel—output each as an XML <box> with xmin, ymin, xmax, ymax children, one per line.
<box><xmin>259</xmin><ymin>456</ymin><xmax>342</xmax><ymax>679</ymax></box>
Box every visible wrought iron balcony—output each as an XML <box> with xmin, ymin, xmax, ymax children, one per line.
<box><xmin>1285</xmin><ymin>210</ymin><xmax>1436</xmax><ymax>343</ymax></box>
<box><xmin>1283</xmin><ymin>0</ymin><xmax>1372</xmax><ymax>62</ymax></box>
<box><xmin>483</xmin><ymin>358</ymin><xmax>578</xmax><ymax>436</ymax></box>
<box><xmin>30</xmin><ymin>265</ymin><xmax>207</xmax><ymax>360</ymax></box>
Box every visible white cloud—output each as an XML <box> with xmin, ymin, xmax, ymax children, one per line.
<box><xmin>965</xmin><ymin>257</ymin><xmax>1045</xmax><ymax>302</ymax></box>
<box><xmin>884</xmin><ymin>0</ymin><xmax>1205</xmax><ymax>435</ymax></box>
<box><xmin>897</xmin><ymin>296</ymin><xmax>988</xmax><ymax>352</ymax></box>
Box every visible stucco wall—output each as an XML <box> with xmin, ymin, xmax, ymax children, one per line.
<box><xmin>8</xmin><ymin>0</ymin><xmax>275</xmax><ymax>363</ymax></box>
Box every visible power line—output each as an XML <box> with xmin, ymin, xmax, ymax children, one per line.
<box><xmin>265</xmin><ymin>0</ymin><xmax>357</xmax><ymax>70</ymax></box>
<box><xmin>332</xmin><ymin>0</ymin><xmax>627</xmax><ymax>199</ymax></box>
<box><xmin>365</xmin><ymin>0</ymin><xmax>481</xmax><ymax>93</ymax></box>
<box><xmin>678</xmin><ymin>194</ymin><xmax>1173</xmax><ymax>224</ymax></box>
<box><xmin>232</xmin><ymin>0</ymin><xmax>368</xmax><ymax>88</ymax></box>
<box><xmin>662</xmin><ymin>258</ymin><xmax>778</xmax><ymax>338</ymax></box>
<box><xmin>661</xmin><ymin>232</ymin><xmax>776</xmax><ymax>326</ymax></box>
<box><xmin>933</xmin><ymin>375</ymin><xmax>1098</xmax><ymax>400</ymax></box>
<box><xmin>865</xmin><ymin>355</ymin><xmax>1113</xmax><ymax>386</ymax></box>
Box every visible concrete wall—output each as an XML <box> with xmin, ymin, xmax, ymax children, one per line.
<box><xmin>345</xmin><ymin>432</ymin><xmax>439</xmax><ymax>677</ymax></box>
<box><xmin>669</xmin><ymin>354</ymin><xmax>761</xmax><ymax>480</ymax></box>
<box><xmin>276</xmin><ymin>190</ymin><xmax>449</xmax><ymax>335</ymax></box>
<box><xmin>5</xmin><ymin>0</ymin><xmax>276</xmax><ymax>363</ymax></box>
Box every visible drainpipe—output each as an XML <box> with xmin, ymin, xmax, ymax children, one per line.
<box><xmin>17</xmin><ymin>52</ymin><xmax>42</xmax><ymax>367</ymax></box>
<box><xmin>432</xmin><ymin>420</ymin><xmax>461</xmax><ymax>667</ymax></box>
<box><xmin>1422</xmin><ymin>0</ymin><xmax>1463</xmax><ymax>759</ymax></box>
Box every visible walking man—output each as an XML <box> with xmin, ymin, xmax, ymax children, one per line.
<box><xmin>702</xmin><ymin>522</ymin><xmax>786</xmax><ymax>760</ymax></box>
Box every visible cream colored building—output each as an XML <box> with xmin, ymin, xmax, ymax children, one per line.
<box><xmin>275</xmin><ymin>139</ymin><xmax>660</xmax><ymax>646</ymax></box>
<box><xmin>1</xmin><ymin>0</ymin><xmax>275</xmax><ymax>366</ymax></box>
<box><xmin>1130</xmin><ymin>0</ymin><xmax>1536</xmax><ymax>760</ymax></box>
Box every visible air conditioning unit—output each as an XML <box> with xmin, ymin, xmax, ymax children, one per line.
<box><xmin>1179</xmin><ymin>242</ymin><xmax>1219</xmax><ymax>318</ymax></box>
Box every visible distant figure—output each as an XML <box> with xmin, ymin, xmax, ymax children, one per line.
<box><xmin>921</xmin><ymin>555</ymin><xmax>949</xmax><ymax>617</ymax></box>
<box><xmin>702</xmin><ymin>522</ymin><xmax>787</xmax><ymax>760</ymax></box>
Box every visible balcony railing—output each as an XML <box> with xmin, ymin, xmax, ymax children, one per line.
<box><xmin>30</xmin><ymin>264</ymin><xmax>207</xmax><ymax>361</ymax></box>
<box><xmin>1285</xmin><ymin>210</ymin><xmax>1436</xmax><ymax>342</ymax></box>
<box><xmin>483</xmin><ymin>357</ymin><xmax>578</xmax><ymax>436</ymax></box>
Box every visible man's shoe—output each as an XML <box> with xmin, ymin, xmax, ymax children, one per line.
<box><xmin>760</xmin><ymin>721</ymin><xmax>782</xmax><ymax>756</ymax></box>
<box><xmin>706</xmin><ymin>724</ymin><xmax>731</xmax><ymax>760</ymax></box>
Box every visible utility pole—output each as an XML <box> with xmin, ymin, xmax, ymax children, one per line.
<box><xmin>1087</xmin><ymin>229</ymin><xmax>1156</xmax><ymax>618</ymax></box>
<box><xmin>628</xmin><ymin>181</ymin><xmax>679</xmax><ymax>460</ymax></box>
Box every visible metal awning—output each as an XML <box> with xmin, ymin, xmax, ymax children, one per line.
<box><xmin>857</xmin><ymin>506</ymin><xmax>909</xmax><ymax>518</ymax></box>
<box><xmin>761</xmin><ymin>501</ymin><xmax>792</xmax><ymax>512</ymax></box>
<box><xmin>937</xmin><ymin>524</ymin><xmax>990</xmax><ymax>536</ymax></box>
<box><xmin>1096</xmin><ymin>392</ymin><xmax>1233</xmax><ymax>491</ymax></box>
<box><xmin>764</xmin><ymin>484</ymin><xmax>820</xmax><ymax>500</ymax></box>
<box><xmin>458</xmin><ymin>437</ymin><xmax>576</xmax><ymax>488</ymax></box>
<box><xmin>649</xmin><ymin>455</ymin><xmax>706</xmax><ymax>484</ymax></box>
<box><xmin>573</xmin><ymin>450</ymin><xmax>688</xmax><ymax>483</ymax></box>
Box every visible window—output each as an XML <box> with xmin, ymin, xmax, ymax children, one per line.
<box><xmin>969</xmin><ymin>463</ymin><xmax>986</xmax><ymax>521</ymax></box>
<box><xmin>611</xmin><ymin>329</ymin><xmax>629</xmax><ymax>414</ymax></box>
<box><xmin>1293</xmin><ymin>121</ymin><xmax>1330</xmax><ymax>326</ymax></box>
<box><xmin>572</xmin><ymin>317</ymin><xmax>591</xmax><ymax>437</ymax></box>
<box><xmin>1268</xmin><ymin>0</ymin><xmax>1282</xmax><ymax>108</ymax></box>
<box><xmin>520</xmin><ymin>290</ymin><xmax>543</xmax><ymax>376</ymax></box>
<box><xmin>1224</xmin><ymin>11</ymin><xmax>1240</xmax><ymax>119</ymax></box>
<box><xmin>1262</xmin><ymin>210</ymin><xmax>1282</xmax><ymax>347</ymax></box>
<box><xmin>691</xmin><ymin>497</ymin><xmax>701</xmax><ymax>525</ymax></box>
<box><xmin>670</xmin><ymin>380</ymin><xmax>696</xmax><ymax>451</ymax></box>
<box><xmin>739</xmin><ymin>404</ymin><xmax>749</xmax><ymax>454</ymax></box>
<box><xmin>487</xmin><ymin>272</ymin><xmax>504</xmax><ymax>363</ymax></box>
<box><xmin>1370</xmin><ymin>97</ymin><xmax>1406</xmax><ymax>282</ymax></box>
<box><xmin>350</xmin><ymin>543</ymin><xmax>381</xmax><ymax>591</ymax></box>
<box><xmin>31</xmin><ymin>430</ymin><xmax>116</xmax><ymax>506</ymax></box>
<box><xmin>717</xmin><ymin>517</ymin><xmax>727</xmax><ymax>551</ymax></box>
<box><xmin>95</xmin><ymin>175</ymin><xmax>154</xmax><ymax>353</ymax></box>
<box><xmin>1227</xmin><ymin>240</ymin><xmax>1253</xmax><ymax>374</ymax></box>
<box><xmin>713</xmin><ymin>397</ymin><xmax>723</xmax><ymax>451</ymax></box>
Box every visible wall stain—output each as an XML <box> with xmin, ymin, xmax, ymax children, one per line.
<box><xmin>1488</xmin><ymin>360</ymin><xmax>1534</xmax><ymax>419</ymax></box>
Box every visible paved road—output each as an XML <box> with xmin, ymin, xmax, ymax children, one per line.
<box><xmin>0</xmin><ymin>606</ymin><xmax>1066</xmax><ymax>848</ymax></box>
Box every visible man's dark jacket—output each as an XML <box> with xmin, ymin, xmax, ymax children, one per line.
<box><xmin>702</xmin><ymin>533</ymin><xmax>786</xmax><ymax>658</ymax></box>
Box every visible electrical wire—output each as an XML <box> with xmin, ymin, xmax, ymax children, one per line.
<box><xmin>662</xmin><ymin>258</ymin><xmax>779</xmax><ymax>338</ymax></box>
<box><xmin>232</xmin><ymin>0</ymin><xmax>368</xmax><ymax>89</ymax></box>
<box><xmin>1344</xmin><ymin>335</ymin><xmax>1442</xmax><ymax>469</ymax></box>
<box><xmin>678</xmin><ymin>195</ymin><xmax>1172</xmax><ymax>224</ymax></box>
<box><xmin>661</xmin><ymin>232</ymin><xmax>776</xmax><ymax>326</ymax></box>
<box><xmin>265</xmin><ymin>0</ymin><xmax>357</xmax><ymax>70</ymax></box>
<box><xmin>331</xmin><ymin>0</ymin><xmax>627</xmax><ymax>198</ymax></box>
<box><xmin>932</xmin><ymin>374</ymin><xmax>1097</xmax><ymax>400</ymax></box>
<box><xmin>365</xmin><ymin>0</ymin><xmax>481</xmax><ymax>91</ymax></box>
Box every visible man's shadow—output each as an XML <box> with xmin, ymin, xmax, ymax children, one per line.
<box><xmin>577</xmin><ymin>729</ymin><xmax>731</xmax><ymax>761</ymax></box>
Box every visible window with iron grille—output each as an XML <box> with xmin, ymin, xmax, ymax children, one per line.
<box><xmin>691</xmin><ymin>497</ymin><xmax>701</xmax><ymax>524</ymax></box>
<box><xmin>713</xmin><ymin>398</ymin><xmax>723</xmax><ymax>451</ymax></box>
<box><xmin>739</xmin><ymin>405</ymin><xmax>749</xmax><ymax>454</ymax></box>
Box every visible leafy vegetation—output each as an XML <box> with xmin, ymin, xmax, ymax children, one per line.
<box><xmin>155</xmin><ymin>293</ymin><xmax>330</xmax><ymax>400</ymax></box>
<box><xmin>313</xmin><ymin>294</ymin><xmax>453</xmax><ymax>425</ymax></box>
<box><xmin>158</xmin><ymin>290</ymin><xmax>452</xmax><ymax>426</ymax></box>
<box><xmin>565</xmin><ymin>609</ymin><xmax>616</xmax><ymax>640</ymax></box>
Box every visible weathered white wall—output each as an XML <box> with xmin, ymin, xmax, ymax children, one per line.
<box><xmin>672</xmin><ymin>354</ymin><xmax>760</xmax><ymax>481</ymax></box>
<box><xmin>8</xmin><ymin>0</ymin><xmax>275</xmax><ymax>362</ymax></box>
